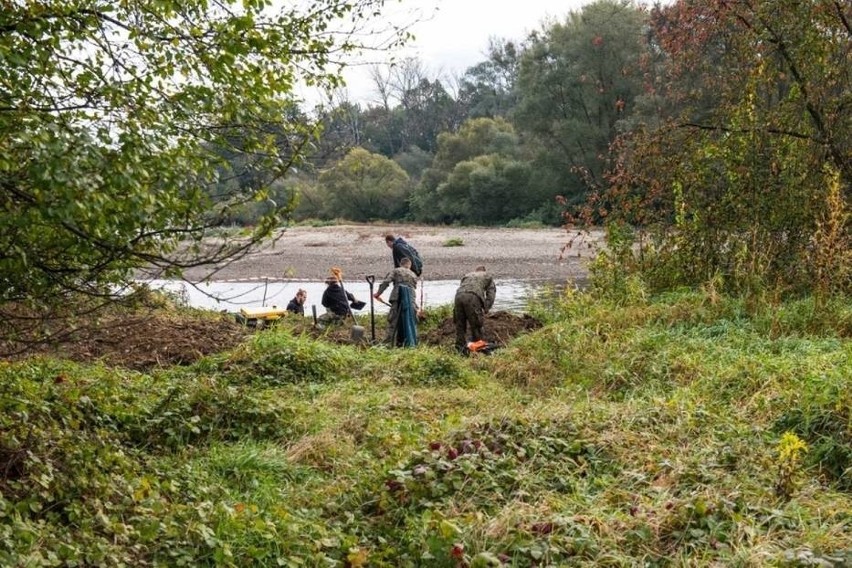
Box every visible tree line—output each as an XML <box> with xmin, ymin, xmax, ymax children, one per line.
<box><xmin>218</xmin><ymin>0</ymin><xmax>653</xmax><ymax>227</ymax></box>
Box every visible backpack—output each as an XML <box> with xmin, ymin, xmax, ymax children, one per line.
<box><xmin>397</xmin><ymin>240</ymin><xmax>423</xmax><ymax>276</ymax></box>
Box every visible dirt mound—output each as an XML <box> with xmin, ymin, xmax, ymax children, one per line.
<box><xmin>285</xmin><ymin>310</ymin><xmax>543</xmax><ymax>350</ymax></box>
<box><xmin>422</xmin><ymin>311</ymin><xmax>543</xmax><ymax>348</ymax></box>
<box><xmin>3</xmin><ymin>313</ymin><xmax>250</xmax><ymax>372</ymax></box>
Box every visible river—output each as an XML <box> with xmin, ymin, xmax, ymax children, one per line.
<box><xmin>144</xmin><ymin>278</ymin><xmax>557</xmax><ymax>317</ymax></box>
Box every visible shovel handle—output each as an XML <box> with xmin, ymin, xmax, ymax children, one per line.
<box><xmin>366</xmin><ymin>275</ymin><xmax>375</xmax><ymax>286</ymax></box>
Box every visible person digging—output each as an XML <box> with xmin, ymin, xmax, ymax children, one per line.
<box><xmin>453</xmin><ymin>265</ymin><xmax>496</xmax><ymax>354</ymax></box>
<box><xmin>374</xmin><ymin>257</ymin><xmax>420</xmax><ymax>347</ymax></box>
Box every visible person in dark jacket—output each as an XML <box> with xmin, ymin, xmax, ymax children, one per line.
<box><xmin>384</xmin><ymin>234</ymin><xmax>422</xmax><ymax>276</ymax></box>
<box><xmin>286</xmin><ymin>289</ymin><xmax>307</xmax><ymax>315</ymax></box>
<box><xmin>374</xmin><ymin>257</ymin><xmax>420</xmax><ymax>346</ymax></box>
<box><xmin>319</xmin><ymin>276</ymin><xmax>356</xmax><ymax>325</ymax></box>
<box><xmin>453</xmin><ymin>266</ymin><xmax>496</xmax><ymax>353</ymax></box>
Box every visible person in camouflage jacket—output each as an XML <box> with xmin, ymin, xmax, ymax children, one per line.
<box><xmin>453</xmin><ymin>266</ymin><xmax>496</xmax><ymax>353</ymax></box>
<box><xmin>374</xmin><ymin>257</ymin><xmax>420</xmax><ymax>345</ymax></box>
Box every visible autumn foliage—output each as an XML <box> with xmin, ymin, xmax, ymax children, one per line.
<box><xmin>595</xmin><ymin>0</ymin><xmax>850</xmax><ymax>297</ymax></box>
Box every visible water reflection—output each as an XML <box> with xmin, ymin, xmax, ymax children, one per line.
<box><xmin>144</xmin><ymin>278</ymin><xmax>553</xmax><ymax>317</ymax></box>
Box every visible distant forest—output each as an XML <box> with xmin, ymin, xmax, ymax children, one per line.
<box><xmin>213</xmin><ymin>0</ymin><xmax>657</xmax><ymax>227</ymax></box>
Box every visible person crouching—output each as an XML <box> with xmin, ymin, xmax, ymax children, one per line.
<box><xmin>286</xmin><ymin>288</ymin><xmax>307</xmax><ymax>316</ymax></box>
<box><xmin>319</xmin><ymin>275</ymin><xmax>356</xmax><ymax>326</ymax></box>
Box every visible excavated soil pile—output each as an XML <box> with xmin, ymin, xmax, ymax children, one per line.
<box><xmin>422</xmin><ymin>311</ymin><xmax>543</xmax><ymax>349</ymax></box>
<box><xmin>3</xmin><ymin>313</ymin><xmax>249</xmax><ymax>372</ymax></box>
<box><xmin>285</xmin><ymin>310</ymin><xmax>543</xmax><ymax>349</ymax></box>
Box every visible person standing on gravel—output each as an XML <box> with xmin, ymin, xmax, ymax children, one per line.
<box><xmin>385</xmin><ymin>234</ymin><xmax>423</xmax><ymax>277</ymax></box>
<box><xmin>453</xmin><ymin>266</ymin><xmax>496</xmax><ymax>353</ymax></box>
<box><xmin>374</xmin><ymin>257</ymin><xmax>420</xmax><ymax>346</ymax></box>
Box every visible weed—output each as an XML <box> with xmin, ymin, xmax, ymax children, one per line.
<box><xmin>775</xmin><ymin>432</ymin><xmax>809</xmax><ymax>500</ymax></box>
<box><xmin>774</xmin><ymin>378</ymin><xmax>850</xmax><ymax>490</ymax></box>
<box><xmin>394</xmin><ymin>347</ymin><xmax>474</xmax><ymax>386</ymax></box>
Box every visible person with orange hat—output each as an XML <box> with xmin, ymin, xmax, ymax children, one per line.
<box><xmin>319</xmin><ymin>268</ymin><xmax>361</xmax><ymax>325</ymax></box>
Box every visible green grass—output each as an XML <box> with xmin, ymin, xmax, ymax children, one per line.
<box><xmin>289</xmin><ymin>218</ymin><xmax>340</xmax><ymax>228</ymax></box>
<box><xmin>1</xmin><ymin>291</ymin><xmax>849</xmax><ymax>567</ymax></box>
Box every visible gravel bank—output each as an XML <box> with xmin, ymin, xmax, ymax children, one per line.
<box><xmin>180</xmin><ymin>223</ymin><xmax>603</xmax><ymax>285</ymax></box>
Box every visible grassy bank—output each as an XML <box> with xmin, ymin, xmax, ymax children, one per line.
<box><xmin>1</xmin><ymin>291</ymin><xmax>849</xmax><ymax>566</ymax></box>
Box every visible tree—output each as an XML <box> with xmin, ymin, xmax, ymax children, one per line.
<box><xmin>361</xmin><ymin>58</ymin><xmax>464</xmax><ymax>156</ymax></box>
<box><xmin>317</xmin><ymin>148</ymin><xmax>410</xmax><ymax>221</ymax></box>
<box><xmin>604</xmin><ymin>0</ymin><xmax>851</xmax><ymax>296</ymax></box>
<box><xmin>458</xmin><ymin>38</ymin><xmax>522</xmax><ymax>119</ymax></box>
<box><xmin>362</xmin><ymin>58</ymin><xmax>430</xmax><ymax>156</ymax></box>
<box><xmin>434</xmin><ymin>155</ymin><xmax>533</xmax><ymax>224</ymax></box>
<box><xmin>393</xmin><ymin>145</ymin><xmax>434</xmax><ymax>183</ymax></box>
<box><xmin>0</xmin><ymin>0</ymin><xmax>404</xmax><ymax>319</ymax></box>
<box><xmin>410</xmin><ymin>117</ymin><xmax>534</xmax><ymax>223</ymax></box>
<box><xmin>398</xmin><ymin>77</ymin><xmax>463</xmax><ymax>153</ymax></box>
<box><xmin>310</xmin><ymin>95</ymin><xmax>367</xmax><ymax>168</ymax></box>
<box><xmin>513</xmin><ymin>0</ymin><xmax>650</xmax><ymax>205</ymax></box>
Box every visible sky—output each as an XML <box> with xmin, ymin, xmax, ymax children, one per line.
<box><xmin>302</xmin><ymin>0</ymin><xmax>596</xmax><ymax>106</ymax></box>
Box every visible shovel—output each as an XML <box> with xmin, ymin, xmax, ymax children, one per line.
<box><xmin>366</xmin><ymin>275</ymin><xmax>376</xmax><ymax>342</ymax></box>
<box><xmin>349</xmin><ymin>311</ymin><xmax>365</xmax><ymax>344</ymax></box>
<box><xmin>337</xmin><ymin>278</ymin><xmax>365</xmax><ymax>344</ymax></box>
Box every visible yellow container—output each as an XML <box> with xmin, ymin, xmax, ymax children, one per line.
<box><xmin>239</xmin><ymin>306</ymin><xmax>289</xmax><ymax>320</ymax></box>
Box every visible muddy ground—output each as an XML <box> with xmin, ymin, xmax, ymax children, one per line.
<box><xmin>1</xmin><ymin>310</ymin><xmax>252</xmax><ymax>372</ymax></box>
<box><xmin>174</xmin><ymin>223</ymin><xmax>602</xmax><ymax>285</ymax></box>
<box><xmin>6</xmin><ymin>308</ymin><xmax>542</xmax><ymax>372</ymax></box>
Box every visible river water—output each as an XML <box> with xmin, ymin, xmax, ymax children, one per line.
<box><xmin>144</xmin><ymin>278</ymin><xmax>559</xmax><ymax>317</ymax></box>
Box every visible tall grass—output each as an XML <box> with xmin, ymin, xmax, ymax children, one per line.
<box><xmin>1</xmin><ymin>290</ymin><xmax>849</xmax><ymax>566</ymax></box>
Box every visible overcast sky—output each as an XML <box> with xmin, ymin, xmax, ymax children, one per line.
<box><xmin>303</xmin><ymin>0</ymin><xmax>597</xmax><ymax>106</ymax></box>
